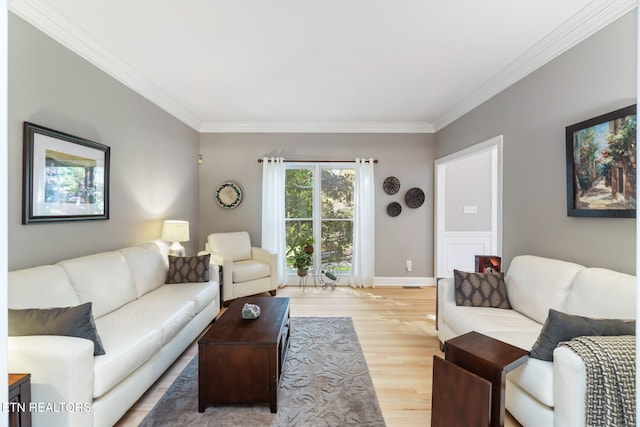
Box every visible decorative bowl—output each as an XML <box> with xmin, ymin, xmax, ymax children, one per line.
<box><xmin>241</xmin><ymin>303</ymin><xmax>260</xmax><ymax>319</ymax></box>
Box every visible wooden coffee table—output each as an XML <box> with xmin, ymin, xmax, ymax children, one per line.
<box><xmin>443</xmin><ymin>331</ymin><xmax>528</xmax><ymax>427</ymax></box>
<box><xmin>198</xmin><ymin>297</ymin><xmax>290</xmax><ymax>413</ymax></box>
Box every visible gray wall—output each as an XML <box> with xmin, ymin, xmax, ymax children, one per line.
<box><xmin>199</xmin><ymin>133</ymin><xmax>434</xmax><ymax>278</ymax></box>
<box><xmin>435</xmin><ymin>11</ymin><xmax>637</xmax><ymax>274</ymax></box>
<box><xmin>8</xmin><ymin>14</ymin><xmax>201</xmax><ymax>270</ymax></box>
<box><xmin>9</xmin><ymin>9</ymin><xmax>634</xmax><ymax>277</ymax></box>
<box><xmin>445</xmin><ymin>150</ymin><xmax>493</xmax><ymax>232</ymax></box>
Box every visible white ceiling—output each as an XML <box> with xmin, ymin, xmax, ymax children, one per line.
<box><xmin>9</xmin><ymin>0</ymin><xmax>637</xmax><ymax>133</ymax></box>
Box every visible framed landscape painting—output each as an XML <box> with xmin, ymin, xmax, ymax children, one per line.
<box><xmin>566</xmin><ymin>104</ymin><xmax>637</xmax><ymax>218</ymax></box>
<box><xmin>23</xmin><ymin>122</ymin><xmax>110</xmax><ymax>224</ymax></box>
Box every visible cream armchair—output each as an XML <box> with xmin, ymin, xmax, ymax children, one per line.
<box><xmin>200</xmin><ymin>231</ymin><xmax>278</xmax><ymax>305</ymax></box>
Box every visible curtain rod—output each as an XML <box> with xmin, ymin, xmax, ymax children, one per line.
<box><xmin>258</xmin><ymin>158</ymin><xmax>378</xmax><ymax>164</ymax></box>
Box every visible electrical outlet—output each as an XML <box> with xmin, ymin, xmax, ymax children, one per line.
<box><xmin>406</xmin><ymin>260</ymin><xmax>412</xmax><ymax>272</ymax></box>
<box><xmin>463</xmin><ymin>205</ymin><xmax>478</xmax><ymax>214</ymax></box>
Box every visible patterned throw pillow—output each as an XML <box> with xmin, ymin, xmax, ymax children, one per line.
<box><xmin>166</xmin><ymin>254</ymin><xmax>210</xmax><ymax>284</ymax></box>
<box><xmin>453</xmin><ymin>269</ymin><xmax>511</xmax><ymax>309</ymax></box>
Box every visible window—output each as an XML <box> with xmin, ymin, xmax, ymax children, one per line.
<box><xmin>285</xmin><ymin>164</ymin><xmax>354</xmax><ymax>272</ymax></box>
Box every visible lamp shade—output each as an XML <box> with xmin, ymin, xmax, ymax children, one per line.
<box><xmin>161</xmin><ymin>220</ymin><xmax>190</xmax><ymax>242</ymax></box>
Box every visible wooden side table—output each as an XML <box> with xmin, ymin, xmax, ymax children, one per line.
<box><xmin>444</xmin><ymin>331</ymin><xmax>528</xmax><ymax>427</ymax></box>
<box><xmin>8</xmin><ymin>374</ymin><xmax>31</xmax><ymax>427</ymax></box>
<box><xmin>431</xmin><ymin>355</ymin><xmax>491</xmax><ymax>427</ymax></box>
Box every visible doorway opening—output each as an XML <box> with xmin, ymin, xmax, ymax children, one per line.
<box><xmin>434</xmin><ymin>135</ymin><xmax>503</xmax><ymax>278</ymax></box>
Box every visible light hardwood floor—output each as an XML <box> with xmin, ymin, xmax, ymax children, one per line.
<box><xmin>115</xmin><ymin>286</ymin><xmax>520</xmax><ymax>426</ymax></box>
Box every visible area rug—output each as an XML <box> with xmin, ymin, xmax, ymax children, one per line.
<box><xmin>139</xmin><ymin>317</ymin><xmax>386</xmax><ymax>426</ymax></box>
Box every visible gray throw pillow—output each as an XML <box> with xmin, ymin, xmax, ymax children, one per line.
<box><xmin>529</xmin><ymin>309</ymin><xmax>635</xmax><ymax>361</ymax></box>
<box><xmin>166</xmin><ymin>254</ymin><xmax>210</xmax><ymax>284</ymax></box>
<box><xmin>9</xmin><ymin>302</ymin><xmax>105</xmax><ymax>356</ymax></box>
<box><xmin>453</xmin><ymin>269</ymin><xmax>511</xmax><ymax>309</ymax></box>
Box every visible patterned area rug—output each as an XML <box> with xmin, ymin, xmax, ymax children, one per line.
<box><xmin>139</xmin><ymin>317</ymin><xmax>386</xmax><ymax>426</ymax></box>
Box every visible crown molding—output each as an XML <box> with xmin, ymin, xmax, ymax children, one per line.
<box><xmin>199</xmin><ymin>121</ymin><xmax>435</xmax><ymax>133</ymax></box>
<box><xmin>432</xmin><ymin>0</ymin><xmax>638</xmax><ymax>132</ymax></box>
<box><xmin>10</xmin><ymin>0</ymin><xmax>636</xmax><ymax>135</ymax></box>
<box><xmin>9</xmin><ymin>0</ymin><xmax>203</xmax><ymax>131</ymax></box>
<box><xmin>9</xmin><ymin>0</ymin><xmax>431</xmax><ymax>135</ymax></box>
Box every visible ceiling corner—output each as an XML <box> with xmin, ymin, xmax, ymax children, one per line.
<box><xmin>431</xmin><ymin>0</ymin><xmax>638</xmax><ymax>133</ymax></box>
<box><xmin>9</xmin><ymin>0</ymin><xmax>203</xmax><ymax>131</ymax></box>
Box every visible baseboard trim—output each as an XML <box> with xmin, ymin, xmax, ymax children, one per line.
<box><xmin>282</xmin><ymin>275</ymin><xmax>435</xmax><ymax>287</ymax></box>
<box><xmin>374</xmin><ymin>277</ymin><xmax>435</xmax><ymax>287</ymax></box>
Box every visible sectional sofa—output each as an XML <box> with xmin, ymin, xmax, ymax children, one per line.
<box><xmin>8</xmin><ymin>240</ymin><xmax>220</xmax><ymax>427</ymax></box>
<box><xmin>437</xmin><ymin>255</ymin><xmax>636</xmax><ymax>427</ymax></box>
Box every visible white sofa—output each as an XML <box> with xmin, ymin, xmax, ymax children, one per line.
<box><xmin>8</xmin><ymin>240</ymin><xmax>220</xmax><ymax>427</ymax></box>
<box><xmin>437</xmin><ymin>255</ymin><xmax>636</xmax><ymax>427</ymax></box>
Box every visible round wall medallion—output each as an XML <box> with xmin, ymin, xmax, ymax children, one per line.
<box><xmin>215</xmin><ymin>181</ymin><xmax>243</xmax><ymax>209</ymax></box>
<box><xmin>383</xmin><ymin>176</ymin><xmax>401</xmax><ymax>195</ymax></box>
<box><xmin>386</xmin><ymin>202</ymin><xmax>402</xmax><ymax>217</ymax></box>
<box><xmin>405</xmin><ymin>187</ymin><xmax>425</xmax><ymax>208</ymax></box>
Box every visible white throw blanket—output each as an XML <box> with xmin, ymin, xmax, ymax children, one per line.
<box><xmin>559</xmin><ymin>335</ymin><xmax>636</xmax><ymax>427</ymax></box>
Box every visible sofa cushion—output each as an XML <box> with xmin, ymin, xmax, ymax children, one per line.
<box><xmin>563</xmin><ymin>268</ymin><xmax>636</xmax><ymax>319</ymax></box>
<box><xmin>453</xmin><ymin>270</ymin><xmax>511</xmax><ymax>309</ymax></box>
<box><xmin>101</xmin><ymin>291</ymin><xmax>196</xmax><ymax>347</ymax></box>
<box><xmin>92</xmin><ymin>294</ymin><xmax>195</xmax><ymax>398</ymax></box>
<box><xmin>93</xmin><ymin>314</ymin><xmax>163</xmax><ymax>398</ymax></box>
<box><xmin>8</xmin><ymin>265</ymin><xmax>81</xmax><ymax>309</ymax></box>
<box><xmin>505</xmin><ymin>255</ymin><xmax>584</xmax><ymax>324</ymax></box>
<box><xmin>119</xmin><ymin>244</ymin><xmax>167</xmax><ymax>298</ymax></box>
<box><xmin>233</xmin><ymin>260</ymin><xmax>271</xmax><ymax>283</ymax></box>
<box><xmin>208</xmin><ymin>232</ymin><xmax>252</xmax><ymax>261</ymax></box>
<box><xmin>8</xmin><ymin>302</ymin><xmax>105</xmax><ymax>356</ymax></box>
<box><xmin>529</xmin><ymin>309</ymin><xmax>635</xmax><ymax>361</ymax></box>
<box><xmin>441</xmin><ymin>301</ymin><xmax>542</xmax><ymax>351</ymax></box>
<box><xmin>58</xmin><ymin>252</ymin><xmax>137</xmax><ymax>319</ymax></box>
<box><xmin>143</xmin><ymin>240</ymin><xmax>171</xmax><ymax>266</ymax></box>
<box><xmin>152</xmin><ymin>282</ymin><xmax>218</xmax><ymax>314</ymax></box>
<box><xmin>166</xmin><ymin>254</ymin><xmax>210</xmax><ymax>283</ymax></box>
<box><xmin>508</xmin><ymin>358</ymin><xmax>555</xmax><ymax>407</ymax></box>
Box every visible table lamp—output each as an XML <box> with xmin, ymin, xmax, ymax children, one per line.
<box><xmin>161</xmin><ymin>220</ymin><xmax>190</xmax><ymax>256</ymax></box>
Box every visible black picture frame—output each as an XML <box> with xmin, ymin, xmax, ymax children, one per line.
<box><xmin>23</xmin><ymin>122</ymin><xmax>110</xmax><ymax>224</ymax></box>
<box><xmin>566</xmin><ymin>104</ymin><xmax>636</xmax><ymax>218</ymax></box>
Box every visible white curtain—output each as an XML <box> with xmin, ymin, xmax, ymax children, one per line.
<box><xmin>351</xmin><ymin>158</ymin><xmax>375</xmax><ymax>287</ymax></box>
<box><xmin>261</xmin><ymin>157</ymin><xmax>286</xmax><ymax>285</ymax></box>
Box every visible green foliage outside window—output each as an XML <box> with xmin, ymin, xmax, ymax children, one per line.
<box><xmin>285</xmin><ymin>167</ymin><xmax>354</xmax><ymax>271</ymax></box>
<box><xmin>45</xmin><ymin>165</ymin><xmax>102</xmax><ymax>205</ymax></box>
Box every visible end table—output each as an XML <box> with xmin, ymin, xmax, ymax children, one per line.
<box><xmin>8</xmin><ymin>374</ymin><xmax>31</xmax><ymax>427</ymax></box>
<box><xmin>444</xmin><ymin>331</ymin><xmax>528</xmax><ymax>427</ymax></box>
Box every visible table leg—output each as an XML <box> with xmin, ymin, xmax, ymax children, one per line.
<box><xmin>269</xmin><ymin>350</ymin><xmax>278</xmax><ymax>413</ymax></box>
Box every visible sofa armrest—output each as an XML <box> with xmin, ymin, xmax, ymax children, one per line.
<box><xmin>199</xmin><ymin>250</ymin><xmax>233</xmax><ymax>302</ymax></box>
<box><xmin>197</xmin><ymin>250</ymin><xmax>221</xmax><ymax>283</ymax></box>
<box><xmin>252</xmin><ymin>247</ymin><xmax>278</xmax><ymax>289</ymax></box>
<box><xmin>553</xmin><ymin>346</ymin><xmax>587</xmax><ymax>427</ymax></box>
<box><xmin>436</xmin><ymin>277</ymin><xmax>455</xmax><ymax>331</ymax></box>
<box><xmin>251</xmin><ymin>247</ymin><xmax>273</xmax><ymax>263</ymax></box>
<box><xmin>209</xmin><ymin>263</ymin><xmax>220</xmax><ymax>284</ymax></box>
<box><xmin>8</xmin><ymin>335</ymin><xmax>94</xmax><ymax>426</ymax></box>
